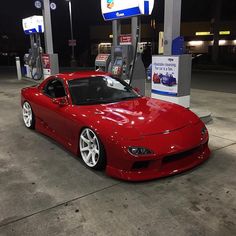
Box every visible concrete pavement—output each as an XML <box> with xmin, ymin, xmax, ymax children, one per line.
<box><xmin>0</xmin><ymin>71</ymin><xmax>235</xmax><ymax>235</ymax></box>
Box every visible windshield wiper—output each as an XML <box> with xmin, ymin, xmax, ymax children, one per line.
<box><xmin>76</xmin><ymin>97</ymin><xmax>140</xmax><ymax>105</ymax></box>
<box><xmin>77</xmin><ymin>98</ymin><xmax>116</xmax><ymax>105</ymax></box>
<box><xmin>119</xmin><ymin>96</ymin><xmax>138</xmax><ymax>101</ymax></box>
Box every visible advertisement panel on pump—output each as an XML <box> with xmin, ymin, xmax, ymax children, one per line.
<box><xmin>42</xmin><ymin>54</ymin><xmax>51</xmax><ymax>79</ymax></box>
<box><xmin>152</xmin><ymin>56</ymin><xmax>179</xmax><ymax>97</ymax></box>
<box><xmin>101</xmin><ymin>0</ymin><xmax>154</xmax><ymax>21</ymax></box>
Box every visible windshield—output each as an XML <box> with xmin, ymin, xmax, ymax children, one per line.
<box><xmin>68</xmin><ymin>76</ymin><xmax>140</xmax><ymax>105</ymax></box>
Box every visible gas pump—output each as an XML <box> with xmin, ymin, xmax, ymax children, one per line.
<box><xmin>111</xmin><ymin>45</ymin><xmax>133</xmax><ymax>81</ymax></box>
<box><xmin>95</xmin><ymin>43</ymin><xmax>111</xmax><ymax>72</ymax></box>
<box><xmin>22</xmin><ymin>15</ymin><xmax>59</xmax><ymax>80</ymax></box>
<box><xmin>95</xmin><ymin>54</ymin><xmax>111</xmax><ymax>72</ymax></box>
<box><xmin>100</xmin><ymin>0</ymin><xmax>154</xmax><ymax>95</ymax></box>
<box><xmin>22</xmin><ymin>16</ymin><xmax>44</xmax><ymax>80</ymax></box>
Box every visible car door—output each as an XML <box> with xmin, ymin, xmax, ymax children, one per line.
<box><xmin>36</xmin><ymin>78</ymin><xmax>70</xmax><ymax>144</ymax></box>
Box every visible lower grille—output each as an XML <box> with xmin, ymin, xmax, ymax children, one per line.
<box><xmin>162</xmin><ymin>146</ymin><xmax>202</xmax><ymax>164</ymax></box>
<box><xmin>132</xmin><ymin>161</ymin><xmax>150</xmax><ymax>170</ymax></box>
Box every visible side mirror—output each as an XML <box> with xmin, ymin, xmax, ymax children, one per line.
<box><xmin>52</xmin><ymin>97</ymin><xmax>69</xmax><ymax>107</ymax></box>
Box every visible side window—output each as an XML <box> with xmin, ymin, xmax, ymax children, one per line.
<box><xmin>43</xmin><ymin>79</ymin><xmax>66</xmax><ymax>98</ymax></box>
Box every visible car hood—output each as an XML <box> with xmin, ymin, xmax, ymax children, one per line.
<box><xmin>89</xmin><ymin>97</ymin><xmax>200</xmax><ymax>136</ymax></box>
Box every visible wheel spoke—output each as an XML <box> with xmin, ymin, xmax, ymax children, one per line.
<box><xmin>25</xmin><ymin>117</ymin><xmax>29</xmax><ymax>123</ymax></box>
<box><xmin>86</xmin><ymin>129</ymin><xmax>93</xmax><ymax>141</ymax></box>
<box><xmin>81</xmin><ymin>146</ymin><xmax>89</xmax><ymax>152</ymax></box>
<box><xmin>94</xmin><ymin>148</ymin><xmax>99</xmax><ymax>154</ymax></box>
<box><xmin>91</xmin><ymin>152</ymin><xmax>96</xmax><ymax>165</ymax></box>
<box><xmin>81</xmin><ymin>135</ymin><xmax>90</xmax><ymax>144</ymax></box>
<box><xmin>86</xmin><ymin>152</ymin><xmax>92</xmax><ymax>162</ymax></box>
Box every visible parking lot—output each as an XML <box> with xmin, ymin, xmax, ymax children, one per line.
<box><xmin>0</xmin><ymin>71</ymin><xmax>235</xmax><ymax>236</ymax></box>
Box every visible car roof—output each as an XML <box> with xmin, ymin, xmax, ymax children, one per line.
<box><xmin>56</xmin><ymin>71</ymin><xmax>110</xmax><ymax>81</ymax></box>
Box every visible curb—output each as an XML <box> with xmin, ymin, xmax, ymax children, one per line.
<box><xmin>191</xmin><ymin>109</ymin><xmax>213</xmax><ymax>124</ymax></box>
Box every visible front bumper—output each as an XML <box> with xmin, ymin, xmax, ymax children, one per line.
<box><xmin>105</xmin><ymin>122</ymin><xmax>211</xmax><ymax>181</ymax></box>
<box><xmin>106</xmin><ymin>143</ymin><xmax>210</xmax><ymax>181</ymax></box>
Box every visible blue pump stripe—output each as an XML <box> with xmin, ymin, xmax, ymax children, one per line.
<box><xmin>24</xmin><ymin>25</ymin><xmax>43</xmax><ymax>35</ymax></box>
<box><xmin>152</xmin><ymin>89</ymin><xmax>178</xmax><ymax>97</ymax></box>
<box><xmin>144</xmin><ymin>1</ymin><xmax>149</xmax><ymax>15</ymax></box>
<box><xmin>38</xmin><ymin>25</ymin><xmax>42</xmax><ymax>33</ymax></box>
<box><xmin>103</xmin><ymin>7</ymin><xmax>141</xmax><ymax>21</ymax></box>
<box><xmin>24</xmin><ymin>29</ymin><xmax>38</xmax><ymax>35</ymax></box>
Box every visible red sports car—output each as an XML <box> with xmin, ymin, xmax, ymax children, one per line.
<box><xmin>21</xmin><ymin>71</ymin><xmax>210</xmax><ymax>181</ymax></box>
<box><xmin>152</xmin><ymin>73</ymin><xmax>161</xmax><ymax>84</ymax></box>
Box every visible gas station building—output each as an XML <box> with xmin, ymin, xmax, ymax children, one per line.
<box><xmin>90</xmin><ymin>20</ymin><xmax>236</xmax><ymax>56</ymax></box>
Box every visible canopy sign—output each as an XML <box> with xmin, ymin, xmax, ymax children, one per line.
<box><xmin>101</xmin><ymin>0</ymin><xmax>154</xmax><ymax>21</ymax></box>
<box><xmin>22</xmin><ymin>16</ymin><xmax>44</xmax><ymax>35</ymax></box>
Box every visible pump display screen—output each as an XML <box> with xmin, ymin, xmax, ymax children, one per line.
<box><xmin>114</xmin><ymin>47</ymin><xmax>122</xmax><ymax>57</ymax></box>
<box><xmin>114</xmin><ymin>47</ymin><xmax>122</xmax><ymax>53</ymax></box>
<box><xmin>115</xmin><ymin>59</ymin><xmax>123</xmax><ymax>66</ymax></box>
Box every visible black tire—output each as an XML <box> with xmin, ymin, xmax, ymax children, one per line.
<box><xmin>22</xmin><ymin>101</ymin><xmax>35</xmax><ymax>130</ymax></box>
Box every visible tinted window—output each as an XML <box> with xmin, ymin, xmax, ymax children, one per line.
<box><xmin>68</xmin><ymin>76</ymin><xmax>140</xmax><ymax>105</ymax></box>
<box><xmin>44</xmin><ymin>79</ymin><xmax>66</xmax><ymax>98</ymax></box>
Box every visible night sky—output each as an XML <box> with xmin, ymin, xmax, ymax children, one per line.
<box><xmin>0</xmin><ymin>0</ymin><xmax>235</xmax><ymax>65</ymax></box>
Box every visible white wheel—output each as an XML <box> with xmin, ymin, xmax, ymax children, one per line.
<box><xmin>22</xmin><ymin>102</ymin><xmax>34</xmax><ymax>129</ymax></box>
<box><xmin>80</xmin><ymin>128</ymin><xmax>100</xmax><ymax>168</ymax></box>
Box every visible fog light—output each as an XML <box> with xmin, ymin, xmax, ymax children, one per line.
<box><xmin>128</xmin><ymin>147</ymin><xmax>153</xmax><ymax>156</ymax></box>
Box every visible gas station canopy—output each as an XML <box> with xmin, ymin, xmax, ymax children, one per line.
<box><xmin>101</xmin><ymin>0</ymin><xmax>154</xmax><ymax>21</ymax></box>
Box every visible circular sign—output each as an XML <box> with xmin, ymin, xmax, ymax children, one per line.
<box><xmin>101</xmin><ymin>0</ymin><xmax>155</xmax><ymax>21</ymax></box>
<box><xmin>50</xmin><ymin>2</ymin><xmax>57</xmax><ymax>10</ymax></box>
<box><xmin>34</xmin><ymin>0</ymin><xmax>42</xmax><ymax>9</ymax></box>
